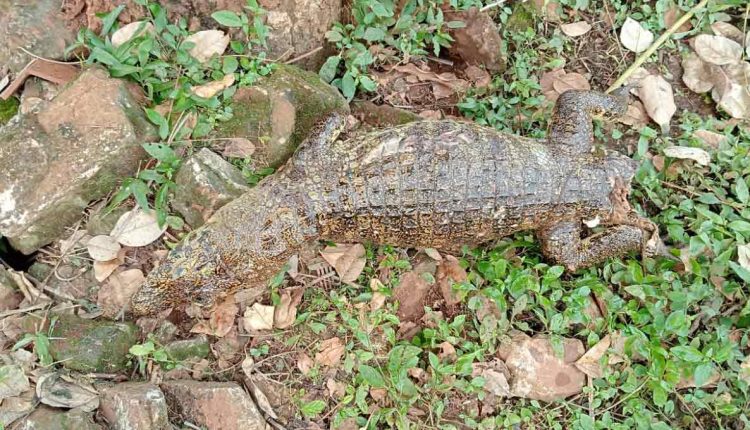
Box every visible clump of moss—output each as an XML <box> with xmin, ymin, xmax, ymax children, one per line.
<box><xmin>0</xmin><ymin>97</ymin><xmax>20</xmax><ymax>125</ymax></box>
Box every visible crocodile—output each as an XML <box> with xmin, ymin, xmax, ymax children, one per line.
<box><xmin>130</xmin><ymin>89</ymin><xmax>664</xmax><ymax>315</ymax></box>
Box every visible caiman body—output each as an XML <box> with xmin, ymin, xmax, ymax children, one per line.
<box><xmin>131</xmin><ymin>90</ymin><xmax>658</xmax><ymax>315</ymax></box>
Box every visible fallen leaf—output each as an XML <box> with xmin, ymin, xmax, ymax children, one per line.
<box><xmin>620</xmin><ymin>17</ymin><xmax>654</xmax><ymax>53</ymax></box>
<box><xmin>694</xmin><ymin>130</ymin><xmax>726</xmax><ymax>148</ymax></box>
<box><xmin>36</xmin><ymin>373</ymin><xmax>99</xmax><ymax>412</ymax></box>
<box><xmin>711</xmin><ymin>22</ymin><xmax>744</xmax><ymax>44</ymax></box>
<box><xmin>637</xmin><ymin>74</ymin><xmax>676</xmax><ymax>132</ymax></box>
<box><xmin>110</xmin><ymin>209</ymin><xmax>166</xmax><ymax>247</ymax></box>
<box><xmin>59</xmin><ymin>230</ymin><xmax>88</xmax><ymax>255</ymax></box>
<box><xmin>436</xmin><ymin>255</ymin><xmax>466</xmax><ymax>306</ymax></box>
<box><xmin>247</xmin><ymin>378</ymin><xmax>278</xmax><ymax>419</ymax></box>
<box><xmin>482</xmin><ymin>368</ymin><xmax>511</xmax><ymax>397</ymax></box>
<box><xmin>676</xmin><ymin>369</ymin><xmax>722</xmax><ymax>389</ymax></box>
<box><xmin>738</xmin><ymin>244</ymin><xmax>750</xmax><ymax>270</ymax></box>
<box><xmin>560</xmin><ymin>21</ymin><xmax>592</xmax><ymax>37</ymax></box>
<box><xmin>392</xmin><ymin>63</ymin><xmax>470</xmax><ymax>93</ymax></box>
<box><xmin>663</xmin><ymin>146</ymin><xmax>711</xmax><ymax>166</ymax></box>
<box><xmin>574</xmin><ymin>335</ymin><xmax>611</xmax><ymax>378</ymax></box>
<box><xmin>623</xmin><ymin>66</ymin><xmax>651</xmax><ymax>89</ymax></box>
<box><xmin>0</xmin><ymin>366</ymin><xmax>29</xmax><ymax>400</ymax></box>
<box><xmin>222</xmin><ymin>138</ymin><xmax>256</xmax><ymax>158</ymax></box>
<box><xmin>191</xmin><ymin>296</ymin><xmax>238</xmax><ymax>337</ymax></box>
<box><xmin>540</xmin><ymin>68</ymin><xmax>567</xmax><ymax>101</ymax></box>
<box><xmin>419</xmin><ymin>109</ymin><xmax>442</xmax><ymax>120</ymax></box>
<box><xmin>369</xmin><ymin>279</ymin><xmax>387</xmax><ymax>311</ymax></box>
<box><xmin>715</xmin><ymin>62</ymin><xmax>750</xmax><ymax>119</ymax></box>
<box><xmin>681</xmin><ymin>52</ymin><xmax>718</xmax><ymax>94</ymax></box>
<box><xmin>0</xmin><ymin>390</ymin><xmax>34</xmax><ymax>426</ymax></box>
<box><xmin>185</xmin><ymin>30</ymin><xmax>230</xmax><ymax>63</ymax></box>
<box><xmin>315</xmin><ymin>337</ymin><xmax>345</xmax><ymax>367</ymax></box>
<box><xmin>97</xmin><ymin>269</ymin><xmax>145</xmax><ymax>317</ymax></box>
<box><xmin>274</xmin><ymin>288</ymin><xmax>305</xmax><ymax>329</ymax></box>
<box><xmin>243</xmin><ymin>303</ymin><xmax>275</xmax><ymax>331</ymax></box>
<box><xmin>693</xmin><ymin>34</ymin><xmax>743</xmax><ymax>65</ymax></box>
<box><xmin>464</xmin><ymin>65</ymin><xmax>491</xmax><ymax>88</ymax></box>
<box><xmin>423</xmin><ymin>248</ymin><xmax>442</xmax><ymax>261</ymax></box>
<box><xmin>618</xmin><ymin>101</ymin><xmax>650</xmax><ymax>127</ymax></box>
<box><xmin>326</xmin><ymin>378</ymin><xmax>346</xmax><ymax>398</ymax></box>
<box><xmin>532</xmin><ymin>0</ymin><xmax>561</xmax><ymax>22</ymax></box>
<box><xmin>241</xmin><ymin>356</ymin><xmax>254</xmax><ymax>377</ymax></box>
<box><xmin>111</xmin><ymin>21</ymin><xmax>154</xmax><ymax>47</ymax></box>
<box><xmin>552</xmin><ymin>72</ymin><xmax>591</xmax><ymax>94</ymax></box>
<box><xmin>663</xmin><ymin>7</ymin><xmax>692</xmax><ymax>33</ymax></box>
<box><xmin>297</xmin><ymin>352</ymin><xmax>314</xmax><ymax>376</ymax></box>
<box><xmin>393</xmin><ymin>267</ymin><xmax>435</xmax><ymax>322</ymax></box>
<box><xmin>86</xmin><ymin>235</ymin><xmax>121</xmax><ymax>262</ymax></box>
<box><xmin>192</xmin><ymin>74</ymin><xmax>235</xmax><ymax>98</ymax></box>
<box><xmin>740</xmin><ymin>356</ymin><xmax>750</xmax><ymax>383</ymax></box>
<box><xmin>93</xmin><ymin>249</ymin><xmax>125</xmax><ymax>282</ymax></box>
<box><xmin>438</xmin><ymin>341</ymin><xmax>457</xmax><ymax>362</ymax></box>
<box><xmin>320</xmin><ymin>243</ymin><xmax>366</xmax><ymax>285</ymax></box>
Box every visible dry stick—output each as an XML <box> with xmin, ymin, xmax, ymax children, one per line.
<box><xmin>605</xmin><ymin>0</ymin><xmax>709</xmax><ymax>94</ymax></box>
<box><xmin>284</xmin><ymin>46</ymin><xmax>323</xmax><ymax>65</ymax></box>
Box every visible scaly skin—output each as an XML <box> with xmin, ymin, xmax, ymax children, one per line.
<box><xmin>131</xmin><ymin>89</ymin><xmax>658</xmax><ymax>315</ymax></box>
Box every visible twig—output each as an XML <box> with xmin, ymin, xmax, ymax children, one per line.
<box><xmin>480</xmin><ymin>0</ymin><xmax>506</xmax><ymax>12</ymax></box>
<box><xmin>606</xmin><ymin>0</ymin><xmax>709</xmax><ymax>93</ymax></box>
<box><xmin>0</xmin><ymin>302</ymin><xmax>51</xmax><ymax>319</ymax></box>
<box><xmin>284</xmin><ymin>46</ymin><xmax>323</xmax><ymax>65</ymax></box>
<box><xmin>17</xmin><ymin>47</ymin><xmax>82</xmax><ymax>65</ymax></box>
<box><xmin>676</xmin><ymin>391</ymin><xmax>706</xmax><ymax>430</ymax></box>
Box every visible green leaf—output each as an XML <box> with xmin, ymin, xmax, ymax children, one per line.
<box><xmin>729</xmin><ymin>220</ymin><xmax>750</xmax><ymax>235</ymax></box>
<box><xmin>300</xmin><ymin>399</ymin><xmax>326</xmax><ymax>418</ymax></box>
<box><xmin>359</xmin><ymin>75</ymin><xmax>377</xmax><ymax>92</ymax></box>
<box><xmin>319</xmin><ymin>56</ymin><xmax>340</xmax><ymax>83</ymax></box>
<box><xmin>735</xmin><ymin>177</ymin><xmax>749</xmax><ymax>204</ymax></box>
<box><xmin>341</xmin><ymin>72</ymin><xmax>356</xmax><ymax>100</ymax></box>
<box><xmin>670</xmin><ymin>345</ymin><xmax>703</xmax><ymax>362</ymax></box>
<box><xmin>144</xmin><ymin>108</ymin><xmax>169</xmax><ymax>140</ymax></box>
<box><xmin>363</xmin><ymin>27</ymin><xmax>386</xmax><ymax>42</ymax></box>
<box><xmin>370</xmin><ymin>1</ymin><xmax>393</xmax><ymax>17</ymax></box>
<box><xmin>143</xmin><ymin>143</ymin><xmax>177</xmax><ymax>163</ymax></box>
<box><xmin>223</xmin><ymin>56</ymin><xmax>239</xmax><ymax>74</ymax></box>
<box><xmin>325</xmin><ymin>29</ymin><xmax>343</xmax><ymax>42</ymax></box>
<box><xmin>447</xmin><ymin>20</ymin><xmax>466</xmax><ymax>29</ymax></box>
<box><xmin>100</xmin><ymin>5</ymin><xmax>126</xmax><ymax>36</ymax></box>
<box><xmin>89</xmin><ymin>47</ymin><xmax>121</xmax><ymax>67</ymax></box>
<box><xmin>358</xmin><ymin>364</ymin><xmax>386</xmax><ymax>388</ymax></box>
<box><xmin>212</xmin><ymin>10</ymin><xmax>244</xmax><ymax>27</ymax></box>
<box><xmin>130</xmin><ymin>180</ymin><xmax>150</xmax><ymax>211</ymax></box>
<box><xmin>693</xmin><ymin>362</ymin><xmax>715</xmax><ymax>387</ymax></box>
<box><xmin>129</xmin><ymin>341</ymin><xmax>155</xmax><ymax>357</ymax></box>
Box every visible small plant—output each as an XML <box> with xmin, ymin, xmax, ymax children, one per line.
<box><xmin>12</xmin><ymin>316</ymin><xmax>58</xmax><ymax>367</ymax></box>
<box><xmin>129</xmin><ymin>337</ymin><xmax>176</xmax><ymax>374</ymax></box>
<box><xmin>71</xmin><ymin>0</ymin><xmax>274</xmax><ymax>226</ymax></box>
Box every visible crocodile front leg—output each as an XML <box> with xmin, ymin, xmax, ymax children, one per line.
<box><xmin>537</xmin><ymin>220</ymin><xmax>645</xmax><ymax>271</ymax></box>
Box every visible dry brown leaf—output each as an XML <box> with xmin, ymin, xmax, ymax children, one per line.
<box><xmin>222</xmin><ymin>138</ymin><xmax>256</xmax><ymax>158</ymax></box>
<box><xmin>694</xmin><ymin>130</ymin><xmax>726</xmax><ymax>149</ymax></box>
<box><xmin>110</xmin><ymin>208</ymin><xmax>166</xmax><ymax>247</ymax></box>
<box><xmin>676</xmin><ymin>370</ymin><xmax>722</xmax><ymax>389</ymax></box>
<box><xmin>663</xmin><ymin>146</ymin><xmax>711</xmax><ymax>166</ymax></box>
<box><xmin>663</xmin><ymin>7</ymin><xmax>692</xmax><ymax>33</ymax></box>
<box><xmin>191</xmin><ymin>296</ymin><xmax>238</xmax><ymax>337</ymax></box>
<box><xmin>715</xmin><ymin>62</ymin><xmax>750</xmax><ymax>119</ymax></box>
<box><xmin>481</xmin><ymin>367</ymin><xmax>511</xmax><ymax>397</ymax></box>
<box><xmin>393</xmin><ymin>269</ymin><xmax>434</xmax><ymax>322</ymax></box>
<box><xmin>185</xmin><ymin>30</ymin><xmax>230</xmax><ymax>63</ymax></box>
<box><xmin>111</xmin><ymin>21</ymin><xmax>154</xmax><ymax>47</ymax></box>
<box><xmin>87</xmin><ymin>235</ymin><xmax>121</xmax><ymax>262</ymax></box>
<box><xmin>36</xmin><ymin>373</ymin><xmax>99</xmax><ymax>412</ymax></box>
<box><xmin>192</xmin><ymin>74</ymin><xmax>235</xmax><ymax>98</ymax></box>
<box><xmin>392</xmin><ymin>64</ymin><xmax>470</xmax><ymax>93</ymax></box>
<box><xmin>93</xmin><ymin>251</ymin><xmax>125</xmax><ymax>283</ymax></box>
<box><xmin>423</xmin><ymin>248</ymin><xmax>442</xmax><ymax>261</ymax></box>
<box><xmin>738</xmin><ymin>244</ymin><xmax>750</xmax><ymax>270</ymax></box>
<box><xmin>418</xmin><ymin>109</ymin><xmax>442</xmax><ymax>120</ymax></box>
<box><xmin>637</xmin><ymin>74</ymin><xmax>676</xmax><ymax>132</ymax></box>
<box><xmin>681</xmin><ymin>52</ymin><xmax>718</xmax><ymax>94</ymax></box>
<box><xmin>532</xmin><ymin>0</ymin><xmax>561</xmax><ymax>22</ymax></box>
<box><xmin>369</xmin><ymin>279</ymin><xmax>387</xmax><ymax>311</ymax></box>
<box><xmin>274</xmin><ymin>288</ymin><xmax>305</xmax><ymax>329</ymax></box>
<box><xmin>320</xmin><ymin>243</ymin><xmax>366</xmax><ymax>285</ymax></box>
<box><xmin>326</xmin><ymin>378</ymin><xmax>346</xmax><ymax>398</ymax></box>
<box><xmin>740</xmin><ymin>356</ymin><xmax>750</xmax><ymax>383</ymax></box>
<box><xmin>297</xmin><ymin>352</ymin><xmax>314</xmax><ymax>376</ymax></box>
<box><xmin>620</xmin><ymin>17</ymin><xmax>654</xmax><ymax>53</ymax></box>
<box><xmin>436</xmin><ymin>255</ymin><xmax>466</xmax><ymax>306</ymax></box>
<box><xmin>247</xmin><ymin>379</ymin><xmax>278</xmax><ymax>419</ymax></box>
<box><xmin>693</xmin><ymin>34</ymin><xmax>743</xmax><ymax>65</ymax></box>
<box><xmin>560</xmin><ymin>21</ymin><xmax>592</xmax><ymax>37</ymax></box>
<box><xmin>574</xmin><ymin>335</ymin><xmax>611</xmax><ymax>378</ymax></box>
<box><xmin>241</xmin><ymin>356</ymin><xmax>254</xmax><ymax>377</ymax></box>
<box><xmin>464</xmin><ymin>65</ymin><xmax>491</xmax><ymax>88</ymax></box>
<box><xmin>438</xmin><ymin>341</ymin><xmax>457</xmax><ymax>362</ymax></box>
<box><xmin>618</xmin><ymin>101</ymin><xmax>650</xmax><ymax>127</ymax></box>
<box><xmin>552</xmin><ymin>72</ymin><xmax>591</xmax><ymax>94</ymax></box>
<box><xmin>315</xmin><ymin>337</ymin><xmax>345</xmax><ymax>367</ymax></box>
<box><xmin>623</xmin><ymin>67</ymin><xmax>651</xmax><ymax>90</ymax></box>
<box><xmin>711</xmin><ymin>22</ymin><xmax>744</xmax><ymax>44</ymax></box>
<box><xmin>97</xmin><ymin>269</ymin><xmax>145</xmax><ymax>317</ymax></box>
<box><xmin>0</xmin><ymin>366</ymin><xmax>29</xmax><ymax>400</ymax></box>
<box><xmin>540</xmin><ymin>68</ymin><xmax>566</xmax><ymax>101</ymax></box>
<box><xmin>243</xmin><ymin>303</ymin><xmax>275</xmax><ymax>331</ymax></box>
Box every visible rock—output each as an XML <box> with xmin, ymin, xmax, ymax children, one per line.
<box><xmin>0</xmin><ymin>267</ymin><xmax>22</xmax><ymax>311</ymax></box>
<box><xmin>27</xmin><ymin>262</ymin><xmax>97</xmax><ymax>300</ymax></box>
<box><xmin>213</xmin><ymin>64</ymin><xmax>349</xmax><ymax>170</ymax></box>
<box><xmin>153</xmin><ymin>320</ymin><xmax>178</xmax><ymax>344</ymax></box>
<box><xmin>172</xmin><ymin>149</ymin><xmax>250</xmax><ymax>228</ymax></box>
<box><xmin>0</xmin><ymin>0</ymin><xmax>76</xmax><ymax>75</ymax></box>
<box><xmin>17</xmin><ymin>406</ymin><xmax>102</xmax><ymax>430</ymax></box>
<box><xmin>445</xmin><ymin>8</ymin><xmax>503</xmax><ymax>72</ymax></box>
<box><xmin>0</xmin><ymin>97</ymin><xmax>20</xmax><ymax>126</ymax></box>
<box><xmin>351</xmin><ymin>101</ymin><xmax>422</xmax><ymax>127</ymax></box>
<box><xmin>0</xmin><ymin>67</ymin><xmax>155</xmax><ymax>254</ymax></box>
<box><xmin>164</xmin><ymin>335</ymin><xmax>211</xmax><ymax>363</ymax></box>
<box><xmin>99</xmin><ymin>383</ymin><xmax>170</xmax><ymax>430</ymax></box>
<box><xmin>160</xmin><ymin>380</ymin><xmax>265</xmax><ymax>430</ymax></box>
<box><xmin>502</xmin><ymin>333</ymin><xmax>586</xmax><ymax>402</ymax></box>
<box><xmin>23</xmin><ymin>313</ymin><xmax>138</xmax><ymax>373</ymax></box>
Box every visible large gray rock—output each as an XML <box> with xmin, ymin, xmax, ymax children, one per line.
<box><xmin>160</xmin><ymin>381</ymin><xmax>265</xmax><ymax>430</ymax></box>
<box><xmin>99</xmin><ymin>383</ymin><xmax>170</xmax><ymax>430</ymax></box>
<box><xmin>17</xmin><ymin>406</ymin><xmax>102</xmax><ymax>430</ymax></box>
<box><xmin>172</xmin><ymin>149</ymin><xmax>249</xmax><ymax>228</ymax></box>
<box><xmin>214</xmin><ymin>64</ymin><xmax>349</xmax><ymax>170</ymax></box>
<box><xmin>0</xmin><ymin>0</ymin><xmax>77</xmax><ymax>75</ymax></box>
<box><xmin>0</xmin><ymin>67</ymin><xmax>155</xmax><ymax>254</ymax></box>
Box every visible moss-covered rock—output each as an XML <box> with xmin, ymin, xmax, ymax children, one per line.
<box><xmin>18</xmin><ymin>406</ymin><xmax>102</xmax><ymax>430</ymax></box>
<box><xmin>40</xmin><ymin>314</ymin><xmax>138</xmax><ymax>373</ymax></box>
<box><xmin>0</xmin><ymin>97</ymin><xmax>19</xmax><ymax>125</ymax></box>
<box><xmin>214</xmin><ymin>64</ymin><xmax>349</xmax><ymax>170</ymax></box>
<box><xmin>164</xmin><ymin>335</ymin><xmax>210</xmax><ymax>363</ymax></box>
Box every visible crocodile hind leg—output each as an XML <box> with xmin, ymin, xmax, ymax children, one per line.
<box><xmin>537</xmin><ymin>220</ymin><xmax>645</xmax><ymax>271</ymax></box>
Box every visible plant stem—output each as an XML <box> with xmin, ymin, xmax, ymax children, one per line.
<box><xmin>606</xmin><ymin>0</ymin><xmax>709</xmax><ymax>93</ymax></box>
